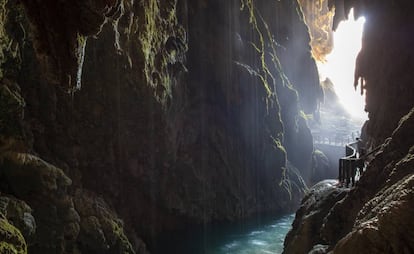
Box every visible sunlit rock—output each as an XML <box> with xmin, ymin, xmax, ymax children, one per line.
<box><xmin>298</xmin><ymin>0</ymin><xmax>334</xmax><ymax>61</ymax></box>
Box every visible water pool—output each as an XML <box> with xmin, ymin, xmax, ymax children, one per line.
<box><xmin>152</xmin><ymin>214</ymin><xmax>295</xmax><ymax>254</ymax></box>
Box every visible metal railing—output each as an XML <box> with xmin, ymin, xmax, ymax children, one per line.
<box><xmin>338</xmin><ymin>141</ymin><xmax>364</xmax><ymax>187</ymax></box>
<box><xmin>338</xmin><ymin>141</ymin><xmax>382</xmax><ymax>187</ymax></box>
<box><xmin>313</xmin><ymin>135</ymin><xmax>357</xmax><ymax>147</ymax></box>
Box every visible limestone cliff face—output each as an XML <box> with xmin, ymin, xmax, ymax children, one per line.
<box><xmin>284</xmin><ymin>1</ymin><xmax>414</xmax><ymax>253</ymax></box>
<box><xmin>0</xmin><ymin>0</ymin><xmax>321</xmax><ymax>253</ymax></box>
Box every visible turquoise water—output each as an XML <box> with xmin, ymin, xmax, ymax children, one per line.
<box><xmin>153</xmin><ymin>214</ymin><xmax>295</xmax><ymax>254</ymax></box>
<box><xmin>212</xmin><ymin>214</ymin><xmax>294</xmax><ymax>254</ymax></box>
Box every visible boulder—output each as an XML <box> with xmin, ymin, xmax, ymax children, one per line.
<box><xmin>283</xmin><ymin>180</ymin><xmax>348</xmax><ymax>254</ymax></box>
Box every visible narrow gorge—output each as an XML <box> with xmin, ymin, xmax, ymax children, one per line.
<box><xmin>0</xmin><ymin>0</ymin><xmax>413</xmax><ymax>253</ymax></box>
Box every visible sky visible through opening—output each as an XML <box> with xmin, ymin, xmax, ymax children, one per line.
<box><xmin>317</xmin><ymin>9</ymin><xmax>367</xmax><ymax>121</ymax></box>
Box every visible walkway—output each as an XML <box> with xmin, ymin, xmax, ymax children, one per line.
<box><xmin>338</xmin><ymin>141</ymin><xmax>363</xmax><ymax>187</ymax></box>
<box><xmin>338</xmin><ymin>140</ymin><xmax>381</xmax><ymax>187</ymax></box>
<box><xmin>313</xmin><ymin>132</ymin><xmax>361</xmax><ymax>147</ymax></box>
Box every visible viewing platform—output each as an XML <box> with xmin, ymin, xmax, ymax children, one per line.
<box><xmin>338</xmin><ymin>140</ymin><xmax>364</xmax><ymax>187</ymax></box>
<box><xmin>338</xmin><ymin>139</ymin><xmax>381</xmax><ymax>187</ymax></box>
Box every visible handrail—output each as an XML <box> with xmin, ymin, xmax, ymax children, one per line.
<box><xmin>338</xmin><ymin>140</ymin><xmax>363</xmax><ymax>187</ymax></box>
<box><xmin>312</xmin><ymin>133</ymin><xmax>360</xmax><ymax>147</ymax></box>
<box><xmin>338</xmin><ymin>141</ymin><xmax>382</xmax><ymax>187</ymax></box>
<box><xmin>359</xmin><ymin>144</ymin><xmax>382</xmax><ymax>160</ymax></box>
<box><xmin>344</xmin><ymin>141</ymin><xmax>358</xmax><ymax>158</ymax></box>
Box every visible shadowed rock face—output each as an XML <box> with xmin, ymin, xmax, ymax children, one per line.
<box><xmin>0</xmin><ymin>0</ymin><xmax>321</xmax><ymax>253</ymax></box>
<box><xmin>345</xmin><ymin>0</ymin><xmax>414</xmax><ymax>146</ymax></box>
<box><xmin>19</xmin><ymin>0</ymin><xmax>127</xmax><ymax>92</ymax></box>
<box><xmin>284</xmin><ymin>1</ymin><xmax>414</xmax><ymax>253</ymax></box>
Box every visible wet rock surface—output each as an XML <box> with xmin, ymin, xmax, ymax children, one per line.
<box><xmin>0</xmin><ymin>0</ymin><xmax>322</xmax><ymax>253</ymax></box>
<box><xmin>0</xmin><ymin>215</ymin><xmax>27</xmax><ymax>254</ymax></box>
<box><xmin>283</xmin><ymin>180</ymin><xmax>348</xmax><ymax>254</ymax></box>
<box><xmin>73</xmin><ymin>189</ymin><xmax>138</xmax><ymax>254</ymax></box>
<box><xmin>0</xmin><ymin>195</ymin><xmax>35</xmax><ymax>240</ymax></box>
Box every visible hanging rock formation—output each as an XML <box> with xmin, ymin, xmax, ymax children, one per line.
<box><xmin>284</xmin><ymin>1</ymin><xmax>414</xmax><ymax>253</ymax></box>
<box><xmin>0</xmin><ymin>0</ymin><xmax>322</xmax><ymax>253</ymax></box>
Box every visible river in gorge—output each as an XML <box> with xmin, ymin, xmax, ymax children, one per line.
<box><xmin>152</xmin><ymin>214</ymin><xmax>295</xmax><ymax>254</ymax></box>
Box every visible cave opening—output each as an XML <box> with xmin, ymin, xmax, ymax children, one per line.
<box><xmin>304</xmin><ymin>7</ymin><xmax>368</xmax><ymax>186</ymax></box>
<box><xmin>309</xmin><ymin>9</ymin><xmax>366</xmax><ymax>150</ymax></box>
<box><xmin>317</xmin><ymin>9</ymin><xmax>367</xmax><ymax>122</ymax></box>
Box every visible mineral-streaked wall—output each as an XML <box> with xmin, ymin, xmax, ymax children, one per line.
<box><xmin>0</xmin><ymin>0</ymin><xmax>321</xmax><ymax>253</ymax></box>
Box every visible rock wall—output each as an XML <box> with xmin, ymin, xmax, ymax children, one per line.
<box><xmin>343</xmin><ymin>0</ymin><xmax>414</xmax><ymax>146</ymax></box>
<box><xmin>298</xmin><ymin>0</ymin><xmax>334</xmax><ymax>62</ymax></box>
<box><xmin>285</xmin><ymin>108</ymin><xmax>414</xmax><ymax>254</ymax></box>
<box><xmin>284</xmin><ymin>1</ymin><xmax>414</xmax><ymax>253</ymax></box>
<box><xmin>284</xmin><ymin>180</ymin><xmax>348</xmax><ymax>254</ymax></box>
<box><xmin>0</xmin><ymin>0</ymin><xmax>321</xmax><ymax>253</ymax></box>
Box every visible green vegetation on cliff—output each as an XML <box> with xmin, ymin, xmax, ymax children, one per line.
<box><xmin>138</xmin><ymin>0</ymin><xmax>187</xmax><ymax>105</ymax></box>
<box><xmin>0</xmin><ymin>216</ymin><xmax>27</xmax><ymax>254</ymax></box>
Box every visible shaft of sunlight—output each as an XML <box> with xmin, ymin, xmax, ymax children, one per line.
<box><xmin>317</xmin><ymin>9</ymin><xmax>367</xmax><ymax>121</ymax></box>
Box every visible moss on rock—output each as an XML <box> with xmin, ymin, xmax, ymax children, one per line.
<box><xmin>0</xmin><ymin>216</ymin><xmax>27</xmax><ymax>254</ymax></box>
<box><xmin>0</xmin><ymin>195</ymin><xmax>35</xmax><ymax>240</ymax></box>
<box><xmin>74</xmin><ymin>189</ymin><xmax>136</xmax><ymax>254</ymax></box>
<box><xmin>1</xmin><ymin>152</ymin><xmax>71</xmax><ymax>197</ymax></box>
<box><xmin>137</xmin><ymin>0</ymin><xmax>187</xmax><ymax>104</ymax></box>
<box><xmin>0</xmin><ymin>152</ymin><xmax>80</xmax><ymax>253</ymax></box>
